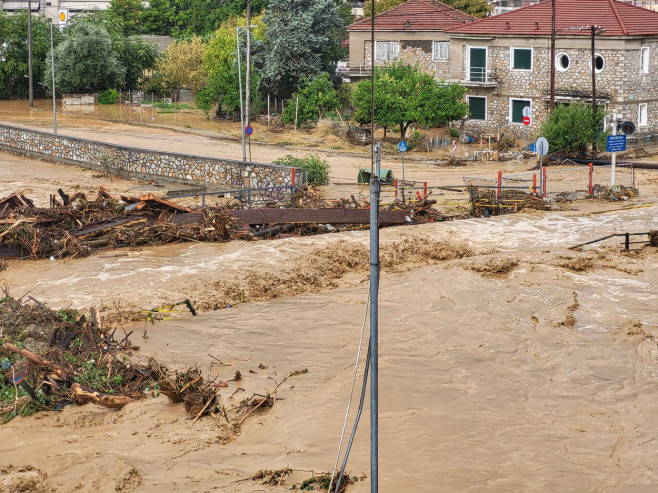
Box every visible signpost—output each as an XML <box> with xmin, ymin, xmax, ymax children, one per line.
<box><xmin>536</xmin><ymin>137</ymin><xmax>549</xmax><ymax>198</ymax></box>
<box><xmin>245</xmin><ymin>125</ymin><xmax>253</xmax><ymax>162</ymax></box>
<box><xmin>522</xmin><ymin>107</ymin><xmax>531</xmax><ymax>150</ymax></box>
<box><xmin>398</xmin><ymin>140</ymin><xmax>407</xmax><ymax>203</ymax></box>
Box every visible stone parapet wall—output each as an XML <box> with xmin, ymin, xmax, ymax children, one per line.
<box><xmin>0</xmin><ymin>124</ymin><xmax>306</xmax><ymax>190</ymax></box>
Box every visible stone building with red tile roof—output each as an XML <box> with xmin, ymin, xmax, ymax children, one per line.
<box><xmin>341</xmin><ymin>0</ymin><xmax>474</xmax><ymax>79</ymax></box>
<box><xmin>445</xmin><ymin>0</ymin><xmax>658</xmax><ymax>135</ymax></box>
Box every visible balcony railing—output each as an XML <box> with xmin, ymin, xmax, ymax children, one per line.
<box><xmin>336</xmin><ymin>61</ymin><xmax>372</xmax><ymax>78</ymax></box>
<box><xmin>452</xmin><ymin>67</ymin><xmax>498</xmax><ymax>86</ymax></box>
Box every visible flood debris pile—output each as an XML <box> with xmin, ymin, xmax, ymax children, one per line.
<box><xmin>0</xmin><ymin>188</ymin><xmax>238</xmax><ymax>260</ymax></box>
<box><xmin>590</xmin><ymin>184</ymin><xmax>639</xmax><ymax>201</ymax></box>
<box><xmin>1</xmin><ymin>185</ymin><xmax>467</xmax><ymax>254</ymax></box>
<box><xmin>0</xmin><ymin>292</ymin><xmax>302</xmax><ymax>427</ymax></box>
<box><xmin>466</xmin><ymin>186</ymin><xmax>551</xmax><ymax>217</ymax></box>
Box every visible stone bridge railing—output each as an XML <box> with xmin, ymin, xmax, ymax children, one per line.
<box><xmin>0</xmin><ymin>123</ymin><xmax>306</xmax><ymax>190</ymax></box>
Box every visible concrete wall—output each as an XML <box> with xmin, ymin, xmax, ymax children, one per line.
<box><xmin>0</xmin><ymin>123</ymin><xmax>305</xmax><ymax>190</ymax></box>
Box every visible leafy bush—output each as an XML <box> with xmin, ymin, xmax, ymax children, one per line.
<box><xmin>540</xmin><ymin>103</ymin><xmax>607</xmax><ymax>158</ymax></box>
<box><xmin>272</xmin><ymin>154</ymin><xmax>331</xmax><ymax>186</ymax></box>
<box><xmin>281</xmin><ymin>73</ymin><xmax>340</xmax><ymax>125</ymax></box>
<box><xmin>98</xmin><ymin>88</ymin><xmax>119</xmax><ymax>104</ymax></box>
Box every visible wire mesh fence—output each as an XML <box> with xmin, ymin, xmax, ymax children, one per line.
<box><xmin>463</xmin><ymin>164</ymin><xmax>639</xmax><ymax>216</ymax></box>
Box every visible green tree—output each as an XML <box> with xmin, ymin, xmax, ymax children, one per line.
<box><xmin>353</xmin><ymin>62</ymin><xmax>467</xmax><ymax>139</ymax></box>
<box><xmin>0</xmin><ymin>12</ymin><xmax>53</xmax><ymax>99</ymax></box>
<box><xmin>107</xmin><ymin>0</ymin><xmax>144</xmax><ymax>34</ymax></box>
<box><xmin>45</xmin><ymin>23</ymin><xmax>125</xmax><ymax>94</ymax></box>
<box><xmin>114</xmin><ymin>35</ymin><xmax>158</xmax><ymax>90</ymax></box>
<box><xmin>540</xmin><ymin>103</ymin><xmax>607</xmax><ymax>158</ymax></box>
<box><xmin>262</xmin><ymin>0</ymin><xmax>346</xmax><ymax>98</ymax></box>
<box><xmin>197</xmin><ymin>14</ymin><xmax>265</xmax><ymax>114</ymax></box>
<box><xmin>281</xmin><ymin>73</ymin><xmax>340</xmax><ymax>125</ymax></box>
<box><xmin>170</xmin><ymin>0</ymin><xmax>268</xmax><ymax>37</ymax></box>
<box><xmin>156</xmin><ymin>37</ymin><xmax>207</xmax><ymax>94</ymax></box>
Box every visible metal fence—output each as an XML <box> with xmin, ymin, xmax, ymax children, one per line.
<box><xmin>165</xmin><ymin>185</ymin><xmax>298</xmax><ymax>207</ymax></box>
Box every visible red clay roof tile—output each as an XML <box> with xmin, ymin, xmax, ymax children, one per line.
<box><xmin>349</xmin><ymin>0</ymin><xmax>474</xmax><ymax>31</ymax></box>
<box><xmin>446</xmin><ymin>0</ymin><xmax>658</xmax><ymax>36</ymax></box>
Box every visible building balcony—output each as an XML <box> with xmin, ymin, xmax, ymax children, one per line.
<box><xmin>336</xmin><ymin>61</ymin><xmax>372</xmax><ymax>79</ymax></box>
<box><xmin>454</xmin><ymin>68</ymin><xmax>499</xmax><ymax>87</ymax></box>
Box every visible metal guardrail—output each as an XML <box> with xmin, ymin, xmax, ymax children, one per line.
<box><xmin>166</xmin><ymin>185</ymin><xmax>298</xmax><ymax>206</ymax></box>
<box><xmin>570</xmin><ymin>232</ymin><xmax>651</xmax><ymax>250</ymax></box>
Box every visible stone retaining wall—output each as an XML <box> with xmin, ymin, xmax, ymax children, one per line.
<box><xmin>0</xmin><ymin>123</ymin><xmax>306</xmax><ymax>190</ymax></box>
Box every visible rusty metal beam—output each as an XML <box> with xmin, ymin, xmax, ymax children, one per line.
<box><xmin>231</xmin><ymin>208</ymin><xmax>408</xmax><ymax>225</ymax></box>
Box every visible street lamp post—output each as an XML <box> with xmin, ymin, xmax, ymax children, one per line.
<box><xmin>236</xmin><ymin>25</ymin><xmax>256</xmax><ymax>163</ymax></box>
<box><xmin>50</xmin><ymin>23</ymin><xmax>57</xmax><ymax>135</ymax></box>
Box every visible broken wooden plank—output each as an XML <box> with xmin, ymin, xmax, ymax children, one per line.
<box><xmin>231</xmin><ymin>208</ymin><xmax>409</xmax><ymax>226</ymax></box>
<box><xmin>69</xmin><ymin>216</ymin><xmax>147</xmax><ymax>238</ymax></box>
<box><xmin>138</xmin><ymin>194</ymin><xmax>192</xmax><ymax>213</ymax></box>
<box><xmin>0</xmin><ymin>193</ymin><xmax>32</xmax><ymax>212</ymax></box>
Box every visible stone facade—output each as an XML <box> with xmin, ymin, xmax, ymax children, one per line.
<box><xmin>448</xmin><ymin>35</ymin><xmax>658</xmax><ymax>135</ymax></box>
<box><xmin>356</xmin><ymin>32</ymin><xmax>454</xmax><ymax>80</ymax></box>
<box><xmin>0</xmin><ymin>124</ymin><xmax>306</xmax><ymax>190</ymax></box>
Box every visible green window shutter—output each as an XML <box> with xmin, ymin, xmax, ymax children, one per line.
<box><xmin>469</xmin><ymin>97</ymin><xmax>486</xmax><ymax>120</ymax></box>
<box><xmin>513</xmin><ymin>48</ymin><xmax>532</xmax><ymax>70</ymax></box>
<box><xmin>511</xmin><ymin>99</ymin><xmax>530</xmax><ymax>123</ymax></box>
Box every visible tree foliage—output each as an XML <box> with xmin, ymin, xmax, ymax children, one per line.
<box><xmin>262</xmin><ymin>0</ymin><xmax>346</xmax><ymax>98</ymax></box>
<box><xmin>0</xmin><ymin>12</ymin><xmax>53</xmax><ymax>99</ymax></box>
<box><xmin>45</xmin><ymin>23</ymin><xmax>125</xmax><ymax>94</ymax></box>
<box><xmin>172</xmin><ymin>0</ymin><xmax>268</xmax><ymax>37</ymax></box>
<box><xmin>540</xmin><ymin>103</ymin><xmax>607</xmax><ymax>158</ymax></box>
<box><xmin>281</xmin><ymin>73</ymin><xmax>341</xmax><ymax>125</ymax></box>
<box><xmin>156</xmin><ymin>37</ymin><xmax>207</xmax><ymax>94</ymax></box>
<box><xmin>363</xmin><ymin>0</ymin><xmax>489</xmax><ymax>18</ymax></box>
<box><xmin>353</xmin><ymin>63</ymin><xmax>467</xmax><ymax>139</ymax></box>
<box><xmin>196</xmin><ymin>14</ymin><xmax>265</xmax><ymax>114</ymax></box>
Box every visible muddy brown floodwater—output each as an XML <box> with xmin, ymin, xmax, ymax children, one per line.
<box><xmin>1</xmin><ymin>110</ymin><xmax>658</xmax><ymax>492</ymax></box>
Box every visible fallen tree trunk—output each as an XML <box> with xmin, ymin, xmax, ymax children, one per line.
<box><xmin>71</xmin><ymin>383</ymin><xmax>134</xmax><ymax>409</ymax></box>
<box><xmin>2</xmin><ymin>341</ymin><xmax>70</xmax><ymax>380</ymax></box>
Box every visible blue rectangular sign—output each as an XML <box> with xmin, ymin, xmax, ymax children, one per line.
<box><xmin>606</xmin><ymin>134</ymin><xmax>627</xmax><ymax>153</ymax></box>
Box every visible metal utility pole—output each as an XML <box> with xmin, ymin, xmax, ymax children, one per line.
<box><xmin>236</xmin><ymin>27</ymin><xmax>246</xmax><ymax>162</ymax></box>
<box><xmin>549</xmin><ymin>0</ymin><xmax>555</xmax><ymax>112</ymax></box>
<box><xmin>369</xmin><ymin>142</ymin><xmax>380</xmax><ymax>493</ymax></box>
<box><xmin>369</xmin><ymin>3</ymin><xmax>378</xmax><ymax>491</ymax></box>
<box><xmin>245</xmin><ymin>0</ymin><xmax>251</xmax><ymax>128</ymax></box>
<box><xmin>28</xmin><ymin>0</ymin><xmax>34</xmax><ymax>107</ymax></box>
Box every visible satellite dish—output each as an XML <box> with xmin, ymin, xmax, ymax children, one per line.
<box><xmin>620</xmin><ymin>121</ymin><xmax>635</xmax><ymax>135</ymax></box>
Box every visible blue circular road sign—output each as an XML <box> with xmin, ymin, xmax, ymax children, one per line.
<box><xmin>245</xmin><ymin>125</ymin><xmax>253</xmax><ymax>136</ymax></box>
<box><xmin>398</xmin><ymin>141</ymin><xmax>408</xmax><ymax>153</ymax></box>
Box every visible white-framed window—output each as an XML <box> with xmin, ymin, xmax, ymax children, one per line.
<box><xmin>588</xmin><ymin>53</ymin><xmax>605</xmax><ymax>73</ymax></box>
<box><xmin>639</xmin><ymin>103</ymin><xmax>648</xmax><ymax>127</ymax></box>
<box><xmin>641</xmin><ymin>47</ymin><xmax>650</xmax><ymax>74</ymax></box>
<box><xmin>510</xmin><ymin>47</ymin><xmax>532</xmax><ymax>70</ymax></box>
<box><xmin>433</xmin><ymin>41</ymin><xmax>449</xmax><ymax>61</ymax></box>
<box><xmin>467</xmin><ymin>45</ymin><xmax>488</xmax><ymax>82</ymax></box>
<box><xmin>509</xmin><ymin>98</ymin><xmax>531</xmax><ymax>124</ymax></box>
<box><xmin>467</xmin><ymin>96</ymin><xmax>487</xmax><ymax>120</ymax></box>
<box><xmin>555</xmin><ymin>52</ymin><xmax>570</xmax><ymax>72</ymax></box>
<box><xmin>375</xmin><ymin>41</ymin><xmax>399</xmax><ymax>61</ymax></box>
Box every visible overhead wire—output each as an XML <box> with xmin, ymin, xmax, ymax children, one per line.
<box><xmin>327</xmin><ymin>285</ymin><xmax>371</xmax><ymax>493</ymax></box>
